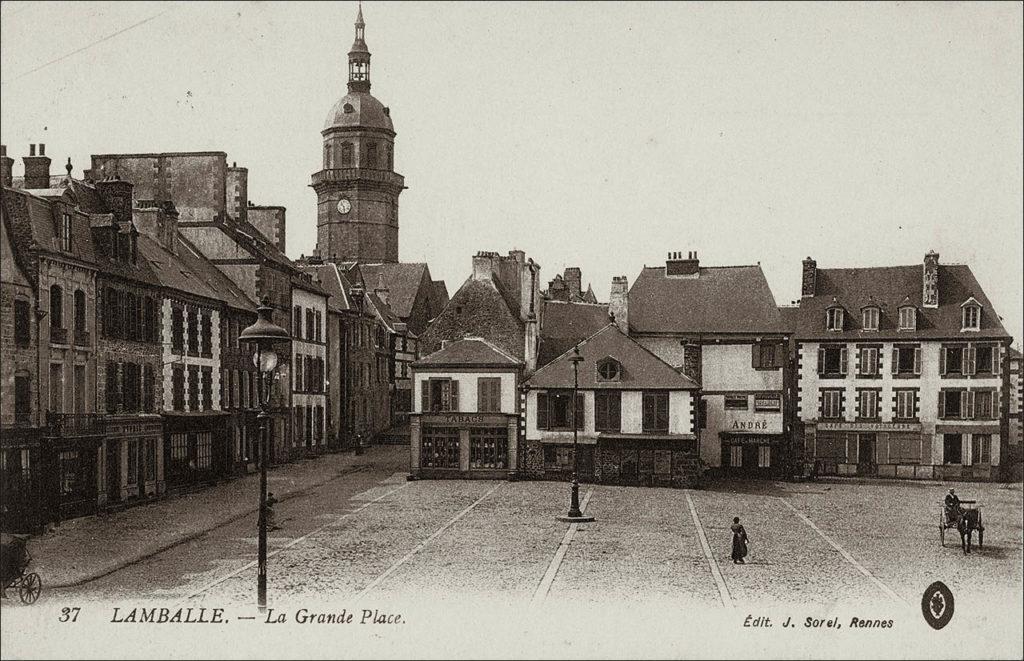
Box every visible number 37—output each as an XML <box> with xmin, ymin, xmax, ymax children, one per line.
<box><xmin>59</xmin><ymin>607</ymin><xmax>81</xmax><ymax>623</ymax></box>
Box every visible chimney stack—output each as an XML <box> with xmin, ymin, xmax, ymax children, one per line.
<box><xmin>609</xmin><ymin>276</ymin><xmax>629</xmax><ymax>334</ymax></box>
<box><xmin>563</xmin><ymin>267</ymin><xmax>582</xmax><ymax>300</ymax></box>
<box><xmin>666</xmin><ymin>250</ymin><xmax>699</xmax><ymax>276</ymax></box>
<box><xmin>801</xmin><ymin>257</ymin><xmax>817</xmax><ymax>298</ymax></box>
<box><xmin>23</xmin><ymin>143</ymin><xmax>52</xmax><ymax>189</ymax></box>
<box><xmin>0</xmin><ymin>146</ymin><xmax>13</xmax><ymax>187</ymax></box>
<box><xmin>923</xmin><ymin>251</ymin><xmax>939</xmax><ymax>308</ymax></box>
<box><xmin>471</xmin><ymin>250</ymin><xmax>500</xmax><ymax>281</ymax></box>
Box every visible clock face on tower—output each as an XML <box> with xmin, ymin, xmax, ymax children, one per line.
<box><xmin>336</xmin><ymin>198</ymin><xmax>352</xmax><ymax>214</ymax></box>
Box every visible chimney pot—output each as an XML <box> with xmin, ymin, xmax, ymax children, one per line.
<box><xmin>39</xmin><ymin>144</ymin><xmax>45</xmax><ymax>156</ymax></box>
<box><xmin>30</xmin><ymin>144</ymin><xmax>36</xmax><ymax>156</ymax></box>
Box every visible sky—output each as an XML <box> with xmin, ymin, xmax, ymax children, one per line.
<box><xmin>2</xmin><ymin>1</ymin><xmax>1021</xmax><ymax>343</ymax></box>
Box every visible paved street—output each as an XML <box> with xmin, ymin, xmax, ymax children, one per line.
<box><xmin>2</xmin><ymin>452</ymin><xmax>1021</xmax><ymax>657</ymax></box>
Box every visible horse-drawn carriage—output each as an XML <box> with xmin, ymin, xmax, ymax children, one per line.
<box><xmin>1</xmin><ymin>533</ymin><xmax>42</xmax><ymax>605</ymax></box>
<box><xmin>940</xmin><ymin>500</ymin><xmax>984</xmax><ymax>554</ymax></box>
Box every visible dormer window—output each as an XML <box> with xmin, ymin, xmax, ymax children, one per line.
<box><xmin>826</xmin><ymin>306</ymin><xmax>844</xmax><ymax>332</ymax></box>
<box><xmin>961</xmin><ymin>298</ymin><xmax>981</xmax><ymax>331</ymax></box>
<box><xmin>596</xmin><ymin>357</ymin><xmax>622</xmax><ymax>382</ymax></box>
<box><xmin>861</xmin><ymin>306</ymin><xmax>879</xmax><ymax>332</ymax></box>
<box><xmin>898</xmin><ymin>305</ymin><xmax>916</xmax><ymax>331</ymax></box>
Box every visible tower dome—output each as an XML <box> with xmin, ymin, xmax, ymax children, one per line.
<box><xmin>323</xmin><ymin>92</ymin><xmax>394</xmax><ymax>133</ymax></box>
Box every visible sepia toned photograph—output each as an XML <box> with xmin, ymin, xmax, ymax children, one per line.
<box><xmin>0</xmin><ymin>1</ymin><xmax>1021</xmax><ymax>658</ymax></box>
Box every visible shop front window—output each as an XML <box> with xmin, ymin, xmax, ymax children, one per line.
<box><xmin>469</xmin><ymin>428</ymin><xmax>508</xmax><ymax>469</ymax></box>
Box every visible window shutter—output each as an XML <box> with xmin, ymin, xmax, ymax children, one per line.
<box><xmin>913</xmin><ymin>347</ymin><xmax>922</xmax><ymax>375</ymax></box>
<box><xmin>938</xmin><ymin>392</ymin><xmax>945</xmax><ymax>419</ymax></box>
<box><xmin>939</xmin><ymin>347</ymin><xmax>946</xmax><ymax>375</ymax></box>
<box><xmin>817</xmin><ymin>348</ymin><xmax>825</xmax><ymax>376</ymax></box>
<box><xmin>751</xmin><ymin>343</ymin><xmax>761</xmax><ymax>368</ymax></box>
<box><xmin>611</xmin><ymin>392</ymin><xmax>621</xmax><ymax>432</ymax></box>
<box><xmin>840</xmin><ymin>347</ymin><xmax>848</xmax><ymax>375</ymax></box>
<box><xmin>964</xmin><ymin>390</ymin><xmax>974</xmax><ymax>420</ymax></box>
<box><xmin>875</xmin><ymin>348</ymin><xmax>882</xmax><ymax>374</ymax></box>
<box><xmin>450</xmin><ymin>380</ymin><xmax>459</xmax><ymax>412</ymax></box>
<box><xmin>537</xmin><ymin>392</ymin><xmax>548</xmax><ymax>429</ymax></box>
<box><xmin>775</xmin><ymin>343</ymin><xmax>785</xmax><ymax>368</ymax></box>
<box><xmin>992</xmin><ymin>345</ymin><xmax>1001</xmax><ymax>375</ymax></box>
<box><xmin>891</xmin><ymin>347</ymin><xmax>898</xmax><ymax>374</ymax></box>
<box><xmin>420</xmin><ymin>381</ymin><xmax>429</xmax><ymax>413</ymax></box>
<box><xmin>966</xmin><ymin>345</ymin><xmax>977</xmax><ymax>376</ymax></box>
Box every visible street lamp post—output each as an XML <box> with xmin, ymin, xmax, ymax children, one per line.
<box><xmin>557</xmin><ymin>346</ymin><xmax>595</xmax><ymax>523</ymax></box>
<box><xmin>348</xmin><ymin>283</ymin><xmax>366</xmax><ymax>456</ymax></box>
<box><xmin>239</xmin><ymin>296</ymin><xmax>291</xmax><ymax>611</ymax></box>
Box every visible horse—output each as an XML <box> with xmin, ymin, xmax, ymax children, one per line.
<box><xmin>957</xmin><ymin>509</ymin><xmax>984</xmax><ymax>555</ymax></box>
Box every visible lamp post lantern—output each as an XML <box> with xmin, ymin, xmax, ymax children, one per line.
<box><xmin>557</xmin><ymin>345</ymin><xmax>595</xmax><ymax>523</ymax></box>
<box><xmin>239</xmin><ymin>296</ymin><xmax>291</xmax><ymax>611</ymax></box>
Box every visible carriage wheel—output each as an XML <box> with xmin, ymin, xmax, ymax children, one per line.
<box><xmin>939</xmin><ymin>511</ymin><xmax>945</xmax><ymax>546</ymax></box>
<box><xmin>18</xmin><ymin>573</ymin><xmax>41</xmax><ymax>605</ymax></box>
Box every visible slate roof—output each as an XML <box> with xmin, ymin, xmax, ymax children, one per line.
<box><xmin>431</xmin><ymin>280</ymin><xmax>450</xmax><ymax>309</ymax></box>
<box><xmin>357</xmin><ymin>262</ymin><xmax>430</xmax><ymax>319</ymax></box>
<box><xmin>138</xmin><ymin>234</ymin><xmax>255</xmax><ymax>311</ymax></box>
<box><xmin>414</xmin><ymin>337</ymin><xmax>522</xmax><ymax>368</ymax></box>
<box><xmin>2</xmin><ymin>186</ymin><xmax>105</xmax><ymax>286</ymax></box>
<box><xmin>527</xmin><ymin>324</ymin><xmax>699</xmax><ymax>390</ymax></box>
<box><xmin>629</xmin><ymin>265</ymin><xmax>784</xmax><ymax>335</ymax></box>
<box><xmin>792</xmin><ymin>264</ymin><xmax>1011</xmax><ymax>340</ymax></box>
<box><xmin>538</xmin><ymin>300</ymin><xmax>610</xmax><ymax>367</ymax></box>
<box><xmin>297</xmin><ymin>263</ymin><xmax>354</xmax><ymax>313</ymax></box>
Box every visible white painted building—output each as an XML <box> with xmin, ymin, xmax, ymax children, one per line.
<box><xmin>291</xmin><ymin>284</ymin><xmax>329</xmax><ymax>455</ymax></box>
<box><xmin>409</xmin><ymin>337</ymin><xmax>523</xmax><ymax>479</ymax></box>
<box><xmin>617</xmin><ymin>253</ymin><xmax>790</xmax><ymax>477</ymax></box>
<box><xmin>793</xmin><ymin>253</ymin><xmax>1012</xmax><ymax>480</ymax></box>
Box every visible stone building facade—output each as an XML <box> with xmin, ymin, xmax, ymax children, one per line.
<box><xmin>291</xmin><ymin>285</ymin><xmax>329</xmax><ymax>456</ymax></box>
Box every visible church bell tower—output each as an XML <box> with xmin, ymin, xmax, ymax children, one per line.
<box><xmin>312</xmin><ymin>3</ymin><xmax>404</xmax><ymax>264</ymax></box>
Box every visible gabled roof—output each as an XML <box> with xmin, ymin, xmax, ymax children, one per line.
<box><xmin>793</xmin><ymin>264</ymin><xmax>1010</xmax><ymax>340</ymax></box>
<box><xmin>527</xmin><ymin>324</ymin><xmax>699</xmax><ymax>390</ymax></box>
<box><xmin>297</xmin><ymin>262</ymin><xmax>354</xmax><ymax>313</ymax></box>
<box><xmin>357</xmin><ymin>262</ymin><xmax>430</xmax><ymax>319</ymax></box>
<box><xmin>413</xmin><ymin>337</ymin><xmax>522</xmax><ymax>369</ymax></box>
<box><xmin>137</xmin><ymin>234</ymin><xmax>255</xmax><ymax>311</ymax></box>
<box><xmin>629</xmin><ymin>265</ymin><xmax>784</xmax><ymax>334</ymax></box>
<box><xmin>538</xmin><ymin>300</ymin><xmax>610</xmax><ymax>367</ymax></box>
<box><xmin>420</xmin><ymin>274</ymin><xmax>525</xmax><ymax>359</ymax></box>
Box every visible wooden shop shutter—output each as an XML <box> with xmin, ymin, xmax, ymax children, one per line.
<box><xmin>536</xmin><ymin>392</ymin><xmax>548</xmax><ymax>429</ymax></box>
<box><xmin>965</xmin><ymin>345</ymin><xmax>977</xmax><ymax>376</ymax></box>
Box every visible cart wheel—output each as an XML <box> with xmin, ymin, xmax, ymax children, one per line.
<box><xmin>18</xmin><ymin>573</ymin><xmax>41</xmax><ymax>605</ymax></box>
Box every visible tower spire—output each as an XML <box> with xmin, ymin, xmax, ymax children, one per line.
<box><xmin>348</xmin><ymin>2</ymin><xmax>371</xmax><ymax>92</ymax></box>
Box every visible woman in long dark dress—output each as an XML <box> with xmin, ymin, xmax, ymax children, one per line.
<box><xmin>730</xmin><ymin>517</ymin><xmax>748</xmax><ymax>564</ymax></box>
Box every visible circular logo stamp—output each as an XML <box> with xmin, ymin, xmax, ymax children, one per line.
<box><xmin>921</xmin><ymin>581</ymin><xmax>955</xmax><ymax>630</ymax></box>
